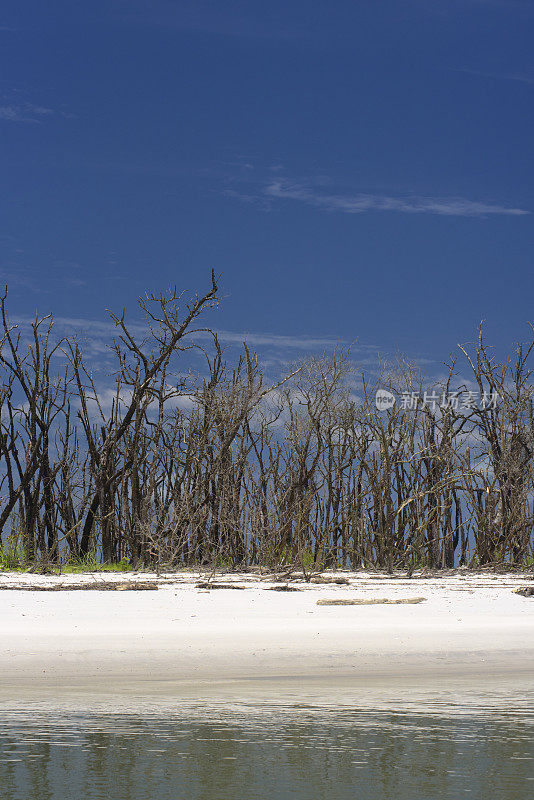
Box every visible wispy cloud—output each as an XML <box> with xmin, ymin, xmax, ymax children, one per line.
<box><xmin>117</xmin><ymin>0</ymin><xmax>301</xmax><ymax>40</ymax></box>
<box><xmin>457</xmin><ymin>0</ymin><xmax>534</xmax><ymax>10</ymax></box>
<box><xmin>43</xmin><ymin>315</ymin><xmax>353</xmax><ymax>352</ymax></box>
<box><xmin>8</xmin><ymin>313</ymin><xmax>373</xmax><ymax>379</ymax></box>
<box><xmin>453</xmin><ymin>67</ymin><xmax>534</xmax><ymax>85</ymax></box>
<box><xmin>215</xmin><ymin>330</ymin><xmax>350</xmax><ymax>350</ymax></box>
<box><xmin>0</xmin><ymin>267</ymin><xmax>48</xmax><ymax>292</ymax></box>
<box><xmin>9</xmin><ymin>311</ymin><xmax>445</xmax><ymax>390</ymax></box>
<box><xmin>0</xmin><ymin>255</ymin><xmax>88</xmax><ymax>294</ymax></box>
<box><xmin>0</xmin><ymin>103</ymin><xmax>55</xmax><ymax>123</ymax></box>
<box><xmin>264</xmin><ymin>179</ymin><xmax>529</xmax><ymax>218</ymax></box>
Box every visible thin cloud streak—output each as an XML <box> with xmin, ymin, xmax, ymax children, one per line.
<box><xmin>34</xmin><ymin>315</ymin><xmax>355</xmax><ymax>352</ymax></box>
<box><xmin>11</xmin><ymin>315</ymin><xmax>441</xmax><ymax>384</ymax></box>
<box><xmin>453</xmin><ymin>67</ymin><xmax>534</xmax><ymax>85</ymax></box>
<box><xmin>265</xmin><ymin>180</ymin><xmax>529</xmax><ymax>218</ymax></box>
<box><xmin>0</xmin><ymin>103</ymin><xmax>55</xmax><ymax>123</ymax></box>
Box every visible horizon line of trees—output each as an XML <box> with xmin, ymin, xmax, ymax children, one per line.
<box><xmin>0</xmin><ymin>276</ymin><xmax>533</xmax><ymax>572</ymax></box>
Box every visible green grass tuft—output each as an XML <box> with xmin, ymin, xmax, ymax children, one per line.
<box><xmin>54</xmin><ymin>555</ymin><xmax>132</xmax><ymax>574</ymax></box>
<box><xmin>0</xmin><ymin>534</ymin><xmax>27</xmax><ymax>570</ymax></box>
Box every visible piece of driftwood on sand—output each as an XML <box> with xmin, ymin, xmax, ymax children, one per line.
<box><xmin>0</xmin><ymin>581</ymin><xmax>158</xmax><ymax>591</ymax></box>
<box><xmin>316</xmin><ymin>597</ymin><xmax>427</xmax><ymax>606</ymax></box>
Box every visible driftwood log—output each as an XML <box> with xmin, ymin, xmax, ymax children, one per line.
<box><xmin>0</xmin><ymin>581</ymin><xmax>158</xmax><ymax>591</ymax></box>
<box><xmin>317</xmin><ymin>597</ymin><xmax>426</xmax><ymax>605</ymax></box>
<box><xmin>195</xmin><ymin>582</ymin><xmax>246</xmax><ymax>590</ymax></box>
<box><xmin>514</xmin><ymin>587</ymin><xmax>534</xmax><ymax>598</ymax></box>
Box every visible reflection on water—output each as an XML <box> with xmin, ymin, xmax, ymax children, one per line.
<box><xmin>0</xmin><ymin>702</ymin><xmax>533</xmax><ymax>800</ymax></box>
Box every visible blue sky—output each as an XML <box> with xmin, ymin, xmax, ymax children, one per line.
<box><xmin>1</xmin><ymin>0</ymin><xmax>533</xmax><ymax>374</ymax></box>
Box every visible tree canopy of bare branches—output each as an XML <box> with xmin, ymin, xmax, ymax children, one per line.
<box><xmin>0</xmin><ymin>282</ymin><xmax>532</xmax><ymax>572</ymax></box>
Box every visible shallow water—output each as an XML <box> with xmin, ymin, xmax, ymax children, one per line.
<box><xmin>0</xmin><ymin>699</ymin><xmax>533</xmax><ymax>800</ymax></box>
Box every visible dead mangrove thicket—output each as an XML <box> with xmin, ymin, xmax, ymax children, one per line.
<box><xmin>0</xmin><ymin>277</ymin><xmax>532</xmax><ymax>571</ymax></box>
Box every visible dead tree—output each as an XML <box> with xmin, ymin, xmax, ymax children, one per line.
<box><xmin>69</xmin><ymin>275</ymin><xmax>220</xmax><ymax>560</ymax></box>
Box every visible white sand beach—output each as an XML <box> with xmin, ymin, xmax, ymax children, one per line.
<box><xmin>1</xmin><ymin>571</ymin><xmax>533</xmax><ymax>699</ymax></box>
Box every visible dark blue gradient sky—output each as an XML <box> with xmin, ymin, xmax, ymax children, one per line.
<box><xmin>1</xmin><ymin>0</ymin><xmax>533</xmax><ymax>369</ymax></box>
